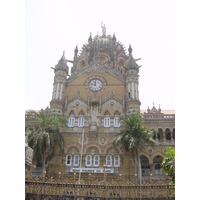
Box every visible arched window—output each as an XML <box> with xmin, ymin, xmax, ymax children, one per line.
<box><xmin>166</xmin><ymin>132</ymin><xmax>171</xmax><ymax>140</ymax></box>
<box><xmin>68</xmin><ymin>111</ymin><xmax>75</xmax><ymax>127</ymax></box>
<box><xmin>86</xmin><ymin>155</ymin><xmax>92</xmax><ymax>167</ymax></box>
<box><xmin>78</xmin><ymin>117</ymin><xmax>84</xmax><ymax>127</ymax></box>
<box><xmin>106</xmin><ymin>155</ymin><xmax>112</xmax><ymax>167</ymax></box>
<box><xmin>114</xmin><ymin>117</ymin><xmax>120</xmax><ymax>127</ymax></box>
<box><xmin>73</xmin><ymin>155</ymin><xmax>79</xmax><ymax>166</ymax></box>
<box><xmin>104</xmin><ymin>111</ymin><xmax>110</xmax><ymax>127</ymax></box>
<box><xmin>114</xmin><ymin>155</ymin><xmax>120</xmax><ymax>167</ymax></box>
<box><xmin>93</xmin><ymin>155</ymin><xmax>99</xmax><ymax>167</ymax></box>
<box><xmin>68</xmin><ymin>117</ymin><xmax>75</xmax><ymax>127</ymax></box>
<box><xmin>66</xmin><ymin>155</ymin><xmax>72</xmax><ymax>166</ymax></box>
<box><xmin>154</xmin><ymin>164</ymin><xmax>163</xmax><ymax>174</ymax></box>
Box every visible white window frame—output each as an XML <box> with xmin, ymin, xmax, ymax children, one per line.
<box><xmin>86</xmin><ymin>155</ymin><xmax>92</xmax><ymax>167</ymax></box>
<box><xmin>106</xmin><ymin>155</ymin><xmax>112</xmax><ymax>167</ymax></box>
<box><xmin>78</xmin><ymin>117</ymin><xmax>84</xmax><ymax>127</ymax></box>
<box><xmin>104</xmin><ymin>117</ymin><xmax>110</xmax><ymax>127</ymax></box>
<box><xmin>114</xmin><ymin>117</ymin><xmax>120</xmax><ymax>127</ymax></box>
<box><xmin>114</xmin><ymin>155</ymin><xmax>120</xmax><ymax>167</ymax></box>
<box><xmin>68</xmin><ymin>117</ymin><xmax>75</xmax><ymax>127</ymax></box>
<box><xmin>73</xmin><ymin>155</ymin><xmax>79</xmax><ymax>166</ymax></box>
<box><xmin>93</xmin><ymin>155</ymin><xmax>99</xmax><ymax>167</ymax></box>
<box><xmin>66</xmin><ymin>155</ymin><xmax>72</xmax><ymax>166</ymax></box>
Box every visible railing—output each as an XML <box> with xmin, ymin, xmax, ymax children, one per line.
<box><xmin>26</xmin><ymin>171</ymin><xmax>175</xmax><ymax>200</ymax></box>
<box><xmin>142</xmin><ymin>114</ymin><xmax>175</xmax><ymax>119</ymax></box>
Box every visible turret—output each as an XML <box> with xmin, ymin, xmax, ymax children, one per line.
<box><xmin>125</xmin><ymin>45</ymin><xmax>141</xmax><ymax>115</ymax></box>
<box><xmin>50</xmin><ymin>51</ymin><xmax>68</xmax><ymax>115</ymax></box>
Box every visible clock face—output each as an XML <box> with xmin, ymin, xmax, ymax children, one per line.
<box><xmin>88</xmin><ymin>79</ymin><xmax>103</xmax><ymax>92</ymax></box>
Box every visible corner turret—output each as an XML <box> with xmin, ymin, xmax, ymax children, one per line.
<box><xmin>125</xmin><ymin>45</ymin><xmax>141</xmax><ymax>115</ymax></box>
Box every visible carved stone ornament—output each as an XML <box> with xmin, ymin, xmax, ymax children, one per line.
<box><xmin>65</xmin><ymin>147</ymin><xmax>79</xmax><ymax>154</ymax></box>
<box><xmin>98</xmin><ymin>136</ymin><xmax>107</xmax><ymax>146</ymax></box>
<box><xmin>79</xmin><ymin>136</ymin><xmax>88</xmax><ymax>145</ymax></box>
<box><xmin>148</xmin><ymin>149</ymin><xmax>153</xmax><ymax>155</ymax></box>
<box><xmin>107</xmin><ymin>148</ymin><xmax>119</xmax><ymax>155</ymax></box>
<box><xmin>75</xmin><ymin>102</ymin><xmax>80</xmax><ymax>106</ymax></box>
<box><xmin>110</xmin><ymin>102</ymin><xmax>114</xmax><ymax>106</ymax></box>
<box><xmin>86</xmin><ymin>147</ymin><xmax>99</xmax><ymax>155</ymax></box>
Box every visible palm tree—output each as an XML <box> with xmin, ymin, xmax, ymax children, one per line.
<box><xmin>26</xmin><ymin>110</ymin><xmax>67</xmax><ymax>177</ymax></box>
<box><xmin>113</xmin><ymin>111</ymin><xmax>155</xmax><ymax>184</ymax></box>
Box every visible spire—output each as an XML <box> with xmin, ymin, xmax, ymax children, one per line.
<box><xmin>112</xmin><ymin>33</ymin><xmax>116</xmax><ymax>42</ymax></box>
<box><xmin>128</xmin><ymin>44</ymin><xmax>132</xmax><ymax>55</ymax></box>
<box><xmin>88</xmin><ymin>32</ymin><xmax>92</xmax><ymax>43</ymax></box>
<box><xmin>61</xmin><ymin>51</ymin><xmax>66</xmax><ymax>61</ymax></box>
<box><xmin>55</xmin><ymin>51</ymin><xmax>68</xmax><ymax>73</ymax></box>
<box><xmin>126</xmin><ymin>44</ymin><xmax>136</xmax><ymax>69</ymax></box>
<box><xmin>74</xmin><ymin>45</ymin><xmax>78</xmax><ymax>56</ymax></box>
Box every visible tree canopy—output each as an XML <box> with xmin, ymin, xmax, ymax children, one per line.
<box><xmin>26</xmin><ymin>111</ymin><xmax>67</xmax><ymax>176</ymax></box>
<box><xmin>161</xmin><ymin>147</ymin><xmax>175</xmax><ymax>183</ymax></box>
<box><xmin>113</xmin><ymin>111</ymin><xmax>155</xmax><ymax>183</ymax></box>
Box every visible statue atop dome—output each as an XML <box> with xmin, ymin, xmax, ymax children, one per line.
<box><xmin>101</xmin><ymin>21</ymin><xmax>106</xmax><ymax>37</ymax></box>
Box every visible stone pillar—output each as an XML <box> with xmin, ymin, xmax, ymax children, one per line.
<box><xmin>171</xmin><ymin>130</ymin><xmax>174</xmax><ymax>142</ymax></box>
<box><xmin>149</xmin><ymin>163</ymin><xmax>154</xmax><ymax>174</ymax></box>
<box><xmin>155</xmin><ymin>131</ymin><xmax>158</xmax><ymax>140</ymax></box>
<box><xmin>163</xmin><ymin>130</ymin><xmax>166</xmax><ymax>143</ymax></box>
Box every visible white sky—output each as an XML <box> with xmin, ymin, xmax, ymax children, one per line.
<box><xmin>25</xmin><ymin>0</ymin><xmax>175</xmax><ymax>111</ymax></box>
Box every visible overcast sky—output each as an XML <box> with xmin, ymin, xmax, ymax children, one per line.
<box><xmin>25</xmin><ymin>0</ymin><xmax>175</xmax><ymax>111</ymax></box>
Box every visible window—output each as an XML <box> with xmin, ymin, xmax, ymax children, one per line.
<box><xmin>66</xmin><ymin>155</ymin><xmax>72</xmax><ymax>166</ymax></box>
<box><xmin>86</xmin><ymin>155</ymin><xmax>92</xmax><ymax>167</ymax></box>
<box><xmin>114</xmin><ymin>155</ymin><xmax>120</xmax><ymax>167</ymax></box>
<box><xmin>142</xmin><ymin>169</ymin><xmax>150</xmax><ymax>174</ymax></box>
<box><xmin>114</xmin><ymin>117</ymin><xmax>120</xmax><ymax>127</ymax></box>
<box><xmin>104</xmin><ymin>117</ymin><xmax>110</xmax><ymax>127</ymax></box>
<box><xmin>106</xmin><ymin>155</ymin><xmax>112</xmax><ymax>167</ymax></box>
<box><xmin>78</xmin><ymin>117</ymin><xmax>84</xmax><ymax>127</ymax></box>
<box><xmin>73</xmin><ymin>155</ymin><xmax>79</xmax><ymax>166</ymax></box>
<box><xmin>154</xmin><ymin>164</ymin><xmax>163</xmax><ymax>174</ymax></box>
<box><xmin>93</xmin><ymin>155</ymin><xmax>99</xmax><ymax>167</ymax></box>
<box><xmin>68</xmin><ymin>117</ymin><xmax>75</xmax><ymax>127</ymax></box>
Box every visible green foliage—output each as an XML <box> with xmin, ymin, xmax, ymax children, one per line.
<box><xmin>113</xmin><ymin>111</ymin><xmax>155</xmax><ymax>153</ymax></box>
<box><xmin>161</xmin><ymin>147</ymin><xmax>175</xmax><ymax>183</ymax></box>
<box><xmin>26</xmin><ymin>110</ymin><xmax>67</xmax><ymax>167</ymax></box>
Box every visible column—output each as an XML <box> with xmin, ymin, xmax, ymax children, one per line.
<box><xmin>149</xmin><ymin>163</ymin><xmax>154</xmax><ymax>174</ymax></box>
<box><xmin>135</xmin><ymin>82</ymin><xmax>138</xmax><ymax>100</ymax></box>
<box><xmin>55</xmin><ymin>83</ymin><xmax>60</xmax><ymax>99</ymax></box>
<box><xmin>155</xmin><ymin>131</ymin><xmax>158</xmax><ymax>141</ymax></box>
<box><xmin>132</xmin><ymin>82</ymin><xmax>135</xmax><ymax>99</ymax></box>
<box><xmin>59</xmin><ymin>83</ymin><xmax>63</xmax><ymax>100</ymax></box>
<box><xmin>163</xmin><ymin>130</ymin><xmax>166</xmax><ymax>144</ymax></box>
<box><xmin>170</xmin><ymin>130</ymin><xmax>174</xmax><ymax>142</ymax></box>
<box><xmin>127</xmin><ymin>83</ymin><xmax>130</xmax><ymax>99</ymax></box>
<box><xmin>52</xmin><ymin>84</ymin><xmax>56</xmax><ymax>99</ymax></box>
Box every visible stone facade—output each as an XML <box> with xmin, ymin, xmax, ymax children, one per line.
<box><xmin>25</xmin><ymin>25</ymin><xmax>175</xmax><ymax>180</ymax></box>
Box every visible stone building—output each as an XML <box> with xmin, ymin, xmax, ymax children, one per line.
<box><xmin>25</xmin><ymin>25</ymin><xmax>175</xmax><ymax>181</ymax></box>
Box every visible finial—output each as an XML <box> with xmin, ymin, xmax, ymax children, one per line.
<box><xmin>88</xmin><ymin>33</ymin><xmax>92</xmax><ymax>42</ymax></box>
<box><xmin>128</xmin><ymin>44</ymin><xmax>132</xmax><ymax>55</ymax></box>
<box><xmin>153</xmin><ymin>102</ymin><xmax>154</xmax><ymax>107</ymax></box>
<box><xmin>74</xmin><ymin>45</ymin><xmax>78</xmax><ymax>55</ymax></box>
<box><xmin>61</xmin><ymin>51</ymin><xmax>66</xmax><ymax>60</ymax></box>
<box><xmin>112</xmin><ymin>32</ymin><xmax>116</xmax><ymax>42</ymax></box>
